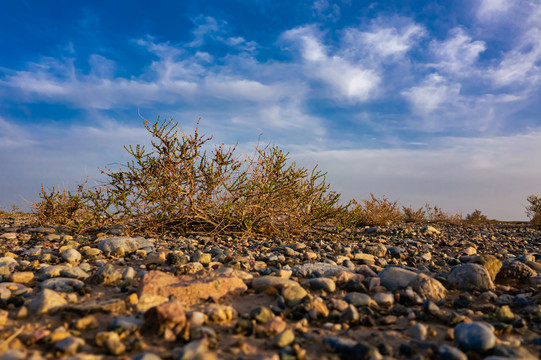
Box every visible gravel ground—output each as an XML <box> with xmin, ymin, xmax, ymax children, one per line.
<box><xmin>1</xmin><ymin>214</ymin><xmax>540</xmax><ymax>360</ymax></box>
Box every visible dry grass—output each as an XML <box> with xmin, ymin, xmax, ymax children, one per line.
<box><xmin>464</xmin><ymin>209</ymin><xmax>489</xmax><ymax>224</ymax></box>
<box><xmin>0</xmin><ymin>204</ymin><xmax>24</xmax><ymax>218</ymax></box>
<box><xmin>33</xmin><ymin>116</ymin><xmax>502</xmax><ymax>236</ymax></box>
<box><xmin>526</xmin><ymin>195</ymin><xmax>541</xmax><ymax>227</ymax></box>
<box><xmin>33</xmin><ymin>117</ymin><xmax>346</xmax><ymax>236</ymax></box>
<box><xmin>402</xmin><ymin>205</ymin><xmax>426</xmax><ymax>223</ymax></box>
<box><xmin>348</xmin><ymin>194</ymin><xmax>403</xmax><ymax>226</ymax></box>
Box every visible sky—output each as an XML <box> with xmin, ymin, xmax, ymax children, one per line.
<box><xmin>1</xmin><ymin>0</ymin><xmax>541</xmax><ymax>220</ymax></box>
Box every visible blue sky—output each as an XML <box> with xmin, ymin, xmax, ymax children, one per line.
<box><xmin>1</xmin><ymin>0</ymin><xmax>541</xmax><ymax>220</ymax></box>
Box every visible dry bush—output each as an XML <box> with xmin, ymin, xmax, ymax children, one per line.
<box><xmin>424</xmin><ymin>204</ymin><xmax>462</xmax><ymax>224</ymax></box>
<box><xmin>0</xmin><ymin>204</ymin><xmax>24</xmax><ymax>218</ymax></box>
<box><xmin>349</xmin><ymin>194</ymin><xmax>403</xmax><ymax>226</ymax></box>
<box><xmin>465</xmin><ymin>209</ymin><xmax>489</xmax><ymax>224</ymax></box>
<box><xmin>34</xmin><ymin>117</ymin><xmax>346</xmax><ymax>236</ymax></box>
<box><xmin>32</xmin><ymin>184</ymin><xmax>93</xmax><ymax>231</ymax></box>
<box><xmin>526</xmin><ymin>195</ymin><xmax>541</xmax><ymax>227</ymax></box>
<box><xmin>402</xmin><ymin>205</ymin><xmax>426</xmax><ymax>222</ymax></box>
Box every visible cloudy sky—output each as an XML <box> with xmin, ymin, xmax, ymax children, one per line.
<box><xmin>1</xmin><ymin>0</ymin><xmax>540</xmax><ymax>220</ymax></box>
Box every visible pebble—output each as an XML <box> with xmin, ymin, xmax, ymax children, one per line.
<box><xmin>378</xmin><ymin>266</ymin><xmax>418</xmax><ymax>290</ymax></box>
<box><xmin>448</xmin><ymin>263</ymin><xmax>495</xmax><ymax>291</ymax></box>
<box><xmin>1</xmin><ymin>217</ymin><xmax>540</xmax><ymax>359</ymax></box>
<box><xmin>274</xmin><ymin>329</ymin><xmax>295</xmax><ymax>347</ymax></box>
<box><xmin>28</xmin><ymin>289</ymin><xmax>68</xmax><ymax>314</ymax></box>
<box><xmin>343</xmin><ymin>292</ymin><xmax>372</xmax><ymax>307</ymax></box>
<box><xmin>98</xmin><ymin>236</ymin><xmax>154</xmax><ymax>254</ymax></box>
<box><xmin>251</xmin><ymin>276</ymin><xmax>298</xmax><ymax>292</ymax></box>
<box><xmin>61</xmin><ymin>248</ymin><xmax>81</xmax><ymax>264</ymax></box>
<box><xmin>292</xmin><ymin>262</ymin><xmax>352</xmax><ymax>278</ymax></box>
<box><xmin>410</xmin><ymin>273</ymin><xmax>447</xmax><ymax>302</ymax></box>
<box><xmin>282</xmin><ymin>285</ymin><xmax>308</xmax><ymax>307</ymax></box>
<box><xmin>301</xmin><ymin>277</ymin><xmax>336</xmax><ymax>292</ymax></box>
<box><xmin>438</xmin><ymin>344</ymin><xmax>467</xmax><ymax>360</ymax></box>
<box><xmin>41</xmin><ymin>277</ymin><xmax>85</xmax><ymax>292</ymax></box>
<box><xmin>373</xmin><ymin>292</ymin><xmax>394</xmax><ymax>308</ymax></box>
<box><xmin>454</xmin><ymin>322</ymin><xmax>496</xmax><ymax>352</ymax></box>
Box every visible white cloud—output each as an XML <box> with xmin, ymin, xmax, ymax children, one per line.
<box><xmin>342</xmin><ymin>22</ymin><xmax>425</xmax><ymax>60</ymax></box>
<box><xmin>299</xmin><ymin>129</ymin><xmax>541</xmax><ymax>221</ymax></box>
<box><xmin>402</xmin><ymin>73</ymin><xmax>461</xmax><ymax>114</ymax></box>
<box><xmin>282</xmin><ymin>25</ymin><xmax>380</xmax><ymax>102</ymax></box>
<box><xmin>489</xmin><ymin>28</ymin><xmax>541</xmax><ymax>87</ymax></box>
<box><xmin>187</xmin><ymin>16</ymin><xmax>227</xmax><ymax>47</ymax></box>
<box><xmin>477</xmin><ymin>0</ymin><xmax>512</xmax><ymax>21</ymax></box>
<box><xmin>430</xmin><ymin>27</ymin><xmax>486</xmax><ymax>75</ymax></box>
<box><xmin>312</xmin><ymin>0</ymin><xmax>341</xmax><ymax>21</ymax></box>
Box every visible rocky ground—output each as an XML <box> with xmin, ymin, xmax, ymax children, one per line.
<box><xmin>1</xmin><ymin>215</ymin><xmax>541</xmax><ymax>360</ymax></box>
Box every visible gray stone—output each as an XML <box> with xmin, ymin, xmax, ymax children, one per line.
<box><xmin>59</xmin><ymin>266</ymin><xmax>90</xmax><ymax>280</ymax></box>
<box><xmin>41</xmin><ymin>277</ymin><xmax>85</xmax><ymax>292</ymax></box>
<box><xmin>373</xmin><ymin>292</ymin><xmax>394</xmax><ymax>308</ymax></box>
<box><xmin>132</xmin><ymin>354</ymin><xmax>163</xmax><ymax>360</ymax></box>
<box><xmin>61</xmin><ymin>248</ymin><xmax>81</xmax><ymax>264</ymax></box>
<box><xmin>409</xmin><ymin>273</ymin><xmax>447</xmax><ymax>302</ymax></box>
<box><xmin>213</xmin><ymin>267</ymin><xmax>253</xmax><ymax>280</ymax></box>
<box><xmin>190</xmin><ymin>251</ymin><xmax>212</xmax><ymax>266</ymax></box>
<box><xmin>29</xmin><ymin>289</ymin><xmax>68</xmax><ymax>314</ymax></box>
<box><xmin>343</xmin><ymin>292</ymin><xmax>371</xmax><ymax>307</ymax></box>
<box><xmin>0</xmin><ymin>257</ymin><xmax>17</xmax><ymax>272</ymax></box>
<box><xmin>54</xmin><ymin>336</ymin><xmax>85</xmax><ymax>356</ymax></box>
<box><xmin>251</xmin><ymin>276</ymin><xmax>298</xmax><ymax>292</ymax></box>
<box><xmin>274</xmin><ymin>329</ymin><xmax>295</xmax><ymax>347</ymax></box>
<box><xmin>250</xmin><ymin>306</ymin><xmax>274</xmax><ymax>324</ymax></box>
<box><xmin>37</xmin><ymin>265</ymin><xmax>69</xmax><ymax>280</ymax></box>
<box><xmin>499</xmin><ymin>260</ymin><xmax>537</xmax><ymax>280</ymax></box>
<box><xmin>110</xmin><ymin>316</ymin><xmax>145</xmax><ymax>332</ymax></box>
<box><xmin>98</xmin><ymin>237</ymin><xmax>154</xmax><ymax>254</ymax></box>
<box><xmin>292</xmin><ymin>262</ymin><xmax>352</xmax><ymax>278</ymax></box>
<box><xmin>87</xmin><ymin>263</ymin><xmax>123</xmax><ymax>285</ymax></box>
<box><xmin>282</xmin><ymin>285</ymin><xmax>308</xmax><ymax>307</ymax></box>
<box><xmin>407</xmin><ymin>323</ymin><xmax>427</xmax><ymax>341</ymax></box>
<box><xmin>438</xmin><ymin>344</ymin><xmax>467</xmax><ymax>360</ymax></box>
<box><xmin>0</xmin><ymin>349</ymin><xmax>27</xmax><ymax>360</ymax></box>
<box><xmin>363</xmin><ymin>243</ymin><xmax>387</xmax><ymax>257</ymax></box>
<box><xmin>176</xmin><ymin>337</ymin><xmax>211</xmax><ymax>360</ymax></box>
<box><xmin>378</xmin><ymin>267</ymin><xmax>418</xmax><ymax>290</ymax></box>
<box><xmin>301</xmin><ymin>277</ymin><xmax>336</xmax><ymax>292</ymax></box>
<box><xmin>421</xmin><ymin>225</ymin><xmax>440</xmax><ymax>235</ymax></box>
<box><xmin>491</xmin><ymin>345</ymin><xmax>537</xmax><ymax>360</ymax></box>
<box><xmin>454</xmin><ymin>322</ymin><xmax>495</xmax><ymax>352</ymax></box>
<box><xmin>448</xmin><ymin>263</ymin><xmax>495</xmax><ymax>291</ymax></box>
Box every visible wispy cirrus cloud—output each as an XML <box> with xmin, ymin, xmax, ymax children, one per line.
<box><xmin>429</xmin><ymin>27</ymin><xmax>486</xmax><ymax>76</ymax></box>
<box><xmin>341</xmin><ymin>20</ymin><xmax>426</xmax><ymax>61</ymax></box>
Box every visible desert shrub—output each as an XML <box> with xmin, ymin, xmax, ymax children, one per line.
<box><xmin>34</xmin><ymin>117</ymin><xmax>346</xmax><ymax>236</ymax></box>
<box><xmin>0</xmin><ymin>204</ymin><xmax>24</xmax><ymax>217</ymax></box>
<box><xmin>465</xmin><ymin>209</ymin><xmax>488</xmax><ymax>224</ymax></box>
<box><xmin>424</xmin><ymin>204</ymin><xmax>462</xmax><ymax>224</ymax></box>
<box><xmin>526</xmin><ymin>195</ymin><xmax>541</xmax><ymax>227</ymax></box>
<box><xmin>349</xmin><ymin>194</ymin><xmax>403</xmax><ymax>226</ymax></box>
<box><xmin>33</xmin><ymin>184</ymin><xmax>93</xmax><ymax>231</ymax></box>
<box><xmin>402</xmin><ymin>205</ymin><xmax>426</xmax><ymax>222</ymax></box>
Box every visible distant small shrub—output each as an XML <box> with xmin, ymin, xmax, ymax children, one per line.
<box><xmin>526</xmin><ymin>195</ymin><xmax>541</xmax><ymax>227</ymax></box>
<box><xmin>349</xmin><ymin>194</ymin><xmax>403</xmax><ymax>226</ymax></box>
<box><xmin>0</xmin><ymin>203</ymin><xmax>26</xmax><ymax>218</ymax></box>
<box><xmin>33</xmin><ymin>117</ymin><xmax>346</xmax><ymax>236</ymax></box>
<box><xmin>424</xmin><ymin>204</ymin><xmax>462</xmax><ymax>224</ymax></box>
<box><xmin>33</xmin><ymin>184</ymin><xmax>93</xmax><ymax>232</ymax></box>
<box><xmin>465</xmin><ymin>209</ymin><xmax>489</xmax><ymax>224</ymax></box>
<box><xmin>402</xmin><ymin>205</ymin><xmax>426</xmax><ymax>222</ymax></box>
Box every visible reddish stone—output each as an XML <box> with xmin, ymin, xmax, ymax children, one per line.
<box><xmin>138</xmin><ymin>270</ymin><xmax>247</xmax><ymax>305</ymax></box>
<box><xmin>144</xmin><ymin>299</ymin><xmax>186</xmax><ymax>335</ymax></box>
